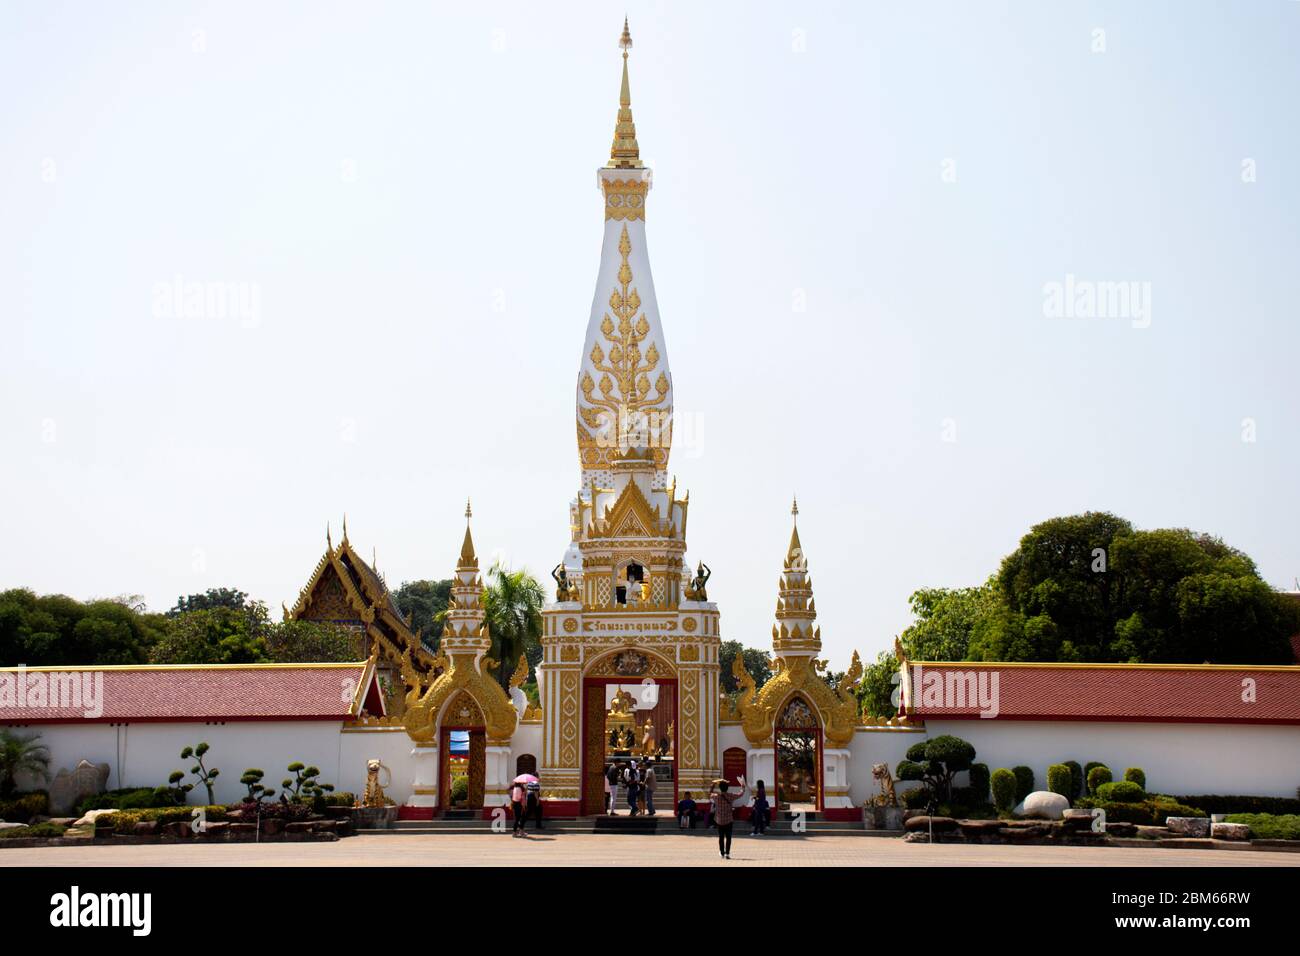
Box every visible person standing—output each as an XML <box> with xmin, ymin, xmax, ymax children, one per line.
<box><xmin>526</xmin><ymin>778</ymin><xmax>544</xmax><ymax>831</ymax></box>
<box><xmin>708</xmin><ymin>777</ymin><xmax>747</xmax><ymax>860</ymax></box>
<box><xmin>624</xmin><ymin>760</ymin><xmax>641</xmax><ymax>815</ymax></box>
<box><xmin>750</xmin><ymin>780</ymin><xmax>770</xmax><ymax>835</ymax></box>
<box><xmin>509</xmin><ymin>781</ymin><xmax>527</xmax><ymax>837</ymax></box>
<box><xmin>605</xmin><ymin>762</ymin><xmax>620</xmax><ymax>815</ymax></box>
<box><xmin>643</xmin><ymin>761</ymin><xmax>657</xmax><ymax>815</ymax></box>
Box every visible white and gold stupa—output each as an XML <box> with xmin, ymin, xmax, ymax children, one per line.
<box><xmin>537</xmin><ymin>20</ymin><xmax>723</xmax><ymax>813</ymax></box>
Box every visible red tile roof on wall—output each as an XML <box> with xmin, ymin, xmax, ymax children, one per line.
<box><xmin>902</xmin><ymin>661</ymin><xmax>1300</xmax><ymax>725</ymax></box>
<box><xmin>0</xmin><ymin>661</ymin><xmax>377</xmax><ymax>724</ymax></box>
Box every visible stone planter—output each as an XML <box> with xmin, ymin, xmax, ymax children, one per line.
<box><xmin>351</xmin><ymin>806</ymin><xmax>399</xmax><ymax>830</ymax></box>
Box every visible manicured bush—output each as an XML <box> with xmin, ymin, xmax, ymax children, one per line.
<box><xmin>901</xmin><ymin>787</ymin><xmax>930</xmax><ymax>810</ymax></box>
<box><xmin>0</xmin><ymin>821</ymin><xmax>67</xmax><ymax>839</ymax></box>
<box><xmin>967</xmin><ymin>764</ymin><xmax>990</xmax><ymax>803</ymax></box>
<box><xmin>1063</xmin><ymin>761</ymin><xmax>1083</xmax><ymax>799</ymax></box>
<box><xmin>322</xmin><ymin>792</ymin><xmax>355</xmax><ymax>807</ymax></box>
<box><xmin>1047</xmin><ymin>764</ymin><xmax>1073</xmax><ymax>800</ymax></box>
<box><xmin>1087</xmin><ymin>765</ymin><xmax>1112</xmax><ymax>795</ymax></box>
<box><xmin>76</xmin><ymin>787</ymin><xmax>182</xmax><ymax>815</ymax></box>
<box><xmin>1012</xmin><ymin>766</ymin><xmax>1034</xmax><ymax>802</ymax></box>
<box><xmin>0</xmin><ymin>792</ymin><xmax>49</xmax><ymax>823</ymax></box>
<box><xmin>1223</xmin><ymin>813</ymin><xmax>1300</xmax><ymax>841</ymax></box>
<box><xmin>991</xmin><ymin>768</ymin><xmax>1017</xmax><ymax>813</ymax></box>
<box><xmin>1173</xmin><ymin>795</ymin><xmax>1300</xmax><ymax>816</ymax></box>
<box><xmin>1095</xmin><ymin>780</ymin><xmax>1145</xmax><ymax>803</ymax></box>
<box><xmin>103</xmin><ymin>805</ymin><xmax>229</xmax><ymax>835</ymax></box>
<box><xmin>1075</xmin><ymin>796</ymin><xmax>1205</xmax><ymax>826</ymax></box>
<box><xmin>897</xmin><ymin>736</ymin><xmax>978</xmax><ymax>803</ymax></box>
<box><xmin>1122</xmin><ymin>767</ymin><xmax>1146</xmax><ymax>790</ymax></box>
<box><xmin>450</xmin><ymin>776</ymin><xmax>470</xmax><ymax>804</ymax></box>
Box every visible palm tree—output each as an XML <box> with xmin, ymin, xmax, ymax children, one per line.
<box><xmin>0</xmin><ymin>730</ymin><xmax>51</xmax><ymax>797</ymax></box>
<box><xmin>482</xmin><ymin>562</ymin><xmax>545</xmax><ymax>693</ymax></box>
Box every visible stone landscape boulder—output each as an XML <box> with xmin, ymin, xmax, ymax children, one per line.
<box><xmin>1062</xmin><ymin>808</ymin><xmax>1097</xmax><ymax>831</ymax></box>
<box><xmin>903</xmin><ymin>815</ymin><xmax>958</xmax><ymax>832</ymax></box>
<box><xmin>48</xmin><ymin>760</ymin><xmax>110</xmax><ymax>815</ymax></box>
<box><xmin>1210</xmin><ymin>821</ymin><xmax>1250</xmax><ymax>841</ymax></box>
<box><xmin>1013</xmin><ymin>791</ymin><xmax>1070</xmax><ymax>820</ymax></box>
<box><xmin>1166</xmin><ymin>816</ymin><xmax>1211</xmax><ymax>837</ymax></box>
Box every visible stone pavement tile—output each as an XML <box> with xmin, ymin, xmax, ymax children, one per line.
<box><xmin>2</xmin><ymin>832</ymin><xmax>1297</xmax><ymax>867</ymax></box>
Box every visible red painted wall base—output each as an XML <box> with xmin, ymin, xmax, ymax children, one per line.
<box><xmin>398</xmin><ymin>805</ymin><xmax>435</xmax><ymax>821</ymax></box>
<box><xmin>822</xmin><ymin>807</ymin><xmax>862</xmax><ymax>822</ymax></box>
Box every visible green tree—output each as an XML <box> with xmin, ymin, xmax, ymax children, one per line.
<box><xmin>0</xmin><ymin>589</ymin><xmax>164</xmax><ymax>666</ymax></box>
<box><xmin>0</xmin><ymin>730</ymin><xmax>50</xmax><ymax>797</ymax></box>
<box><xmin>150</xmin><ymin>605</ymin><xmax>269</xmax><ymax>664</ymax></box>
<box><xmin>896</xmin><ymin>735</ymin><xmax>977</xmax><ymax>803</ymax></box>
<box><xmin>473</xmin><ymin>563</ymin><xmax>544</xmax><ymax>692</ymax></box>
<box><xmin>718</xmin><ymin>641</ymin><xmax>773</xmax><ymax>694</ymax></box>
<box><xmin>263</xmin><ymin>619</ymin><xmax>364</xmax><ymax>662</ymax></box>
<box><xmin>167</xmin><ymin>588</ymin><xmax>250</xmax><ymax>617</ymax></box>
<box><xmin>393</xmin><ymin>579</ymin><xmax>453</xmax><ymax>650</ymax></box>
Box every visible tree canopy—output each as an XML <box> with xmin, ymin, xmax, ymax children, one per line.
<box><xmin>392</xmin><ymin>579</ymin><xmax>452</xmax><ymax>650</ymax></box>
<box><xmin>860</xmin><ymin>512</ymin><xmax>1299</xmax><ymax>718</ymax></box>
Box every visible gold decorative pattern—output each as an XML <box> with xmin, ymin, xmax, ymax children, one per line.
<box><xmin>681</xmin><ymin>618</ymin><xmax>698</xmax><ymax>634</ymax></box>
<box><xmin>604</xmin><ymin>178</ymin><xmax>648</xmax><ymax>221</ymax></box>
<box><xmin>577</xmin><ymin>225</ymin><xmax>671</xmax><ymax>471</ymax></box>
<box><xmin>584</xmin><ymin>648</ymin><xmax>675</xmax><ymax>679</ymax></box>
<box><xmin>563</xmin><ymin>617</ymin><xmax>579</xmax><ymax>633</ymax></box>
<box><xmin>559</xmin><ymin>670</ymin><xmax>581</xmax><ymax>767</ymax></box>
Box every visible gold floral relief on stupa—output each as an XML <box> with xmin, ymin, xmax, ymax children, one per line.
<box><xmin>577</xmin><ymin>224</ymin><xmax>672</xmax><ymax>469</ymax></box>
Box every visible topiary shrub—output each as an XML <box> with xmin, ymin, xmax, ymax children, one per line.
<box><xmin>1047</xmin><ymin>764</ymin><xmax>1073</xmax><ymax>800</ymax></box>
<box><xmin>967</xmin><ymin>763</ymin><xmax>990</xmax><ymax>804</ymax></box>
<box><xmin>896</xmin><ymin>736</ymin><xmax>978</xmax><ymax>803</ymax></box>
<box><xmin>1096</xmin><ymin>780</ymin><xmax>1145</xmax><ymax>803</ymax></box>
<box><xmin>1123</xmin><ymin>767</ymin><xmax>1146</xmax><ymax>790</ymax></box>
<box><xmin>1063</xmin><ymin>761</ymin><xmax>1083</xmax><ymax>799</ymax></box>
<box><xmin>991</xmin><ymin>768</ymin><xmax>1017</xmax><ymax>813</ymax></box>
<box><xmin>1087</xmin><ymin>765</ymin><xmax>1112</xmax><ymax>795</ymax></box>
<box><xmin>1012</xmin><ymin>766</ymin><xmax>1034</xmax><ymax>802</ymax></box>
<box><xmin>450</xmin><ymin>776</ymin><xmax>470</xmax><ymax>804</ymax></box>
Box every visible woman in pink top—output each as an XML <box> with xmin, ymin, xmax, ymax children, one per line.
<box><xmin>510</xmin><ymin>782</ymin><xmax>527</xmax><ymax>837</ymax></box>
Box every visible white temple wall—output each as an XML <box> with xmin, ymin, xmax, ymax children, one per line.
<box><xmin>847</xmin><ymin>729</ymin><xmax>928</xmax><ymax>805</ymax></box>
<box><xmin>509</xmin><ymin>722</ymin><xmax>543</xmax><ymax>774</ymax></box>
<box><xmin>925</xmin><ymin>719</ymin><xmax>1300</xmax><ymax>799</ymax></box>
<box><xmin>338</xmin><ymin>728</ymin><xmax>418</xmax><ymax>804</ymax></box>
<box><xmin>13</xmin><ymin>720</ymin><xmax>348</xmax><ymax>804</ymax></box>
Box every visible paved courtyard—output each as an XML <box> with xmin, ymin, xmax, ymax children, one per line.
<box><xmin>2</xmin><ymin>833</ymin><xmax>1297</xmax><ymax>867</ymax></box>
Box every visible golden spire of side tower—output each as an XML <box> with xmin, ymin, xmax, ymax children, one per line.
<box><xmin>609</xmin><ymin>17</ymin><xmax>643</xmax><ymax>168</ymax></box>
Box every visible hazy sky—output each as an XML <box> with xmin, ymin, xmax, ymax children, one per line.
<box><xmin>2</xmin><ymin>1</ymin><xmax>1297</xmax><ymax>669</ymax></box>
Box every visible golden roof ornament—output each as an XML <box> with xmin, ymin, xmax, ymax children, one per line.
<box><xmin>458</xmin><ymin>498</ymin><xmax>478</xmax><ymax>570</ymax></box>
<box><xmin>608</xmin><ymin>17</ymin><xmax>643</xmax><ymax>169</ymax></box>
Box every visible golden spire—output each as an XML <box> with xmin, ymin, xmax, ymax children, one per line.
<box><xmin>787</xmin><ymin>496</ymin><xmax>802</xmax><ymax>566</ymax></box>
<box><xmin>458</xmin><ymin>499</ymin><xmax>478</xmax><ymax>570</ymax></box>
<box><xmin>608</xmin><ymin>17</ymin><xmax>643</xmax><ymax>169</ymax></box>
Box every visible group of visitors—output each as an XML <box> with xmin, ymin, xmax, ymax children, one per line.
<box><xmin>605</xmin><ymin>758</ymin><xmax>658</xmax><ymax>815</ymax></box>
